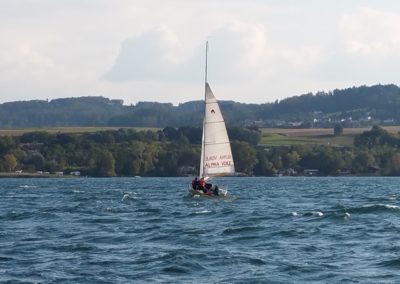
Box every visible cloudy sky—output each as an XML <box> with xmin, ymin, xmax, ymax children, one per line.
<box><xmin>2</xmin><ymin>0</ymin><xmax>400</xmax><ymax>105</ymax></box>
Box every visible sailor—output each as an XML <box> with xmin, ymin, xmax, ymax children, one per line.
<box><xmin>191</xmin><ymin>177</ymin><xmax>199</xmax><ymax>190</ymax></box>
<box><xmin>213</xmin><ymin>185</ymin><xmax>219</xmax><ymax>196</ymax></box>
<box><xmin>198</xmin><ymin>177</ymin><xmax>206</xmax><ymax>192</ymax></box>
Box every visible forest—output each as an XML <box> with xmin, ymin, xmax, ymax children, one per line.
<box><xmin>0</xmin><ymin>125</ymin><xmax>400</xmax><ymax>177</ymax></box>
<box><xmin>1</xmin><ymin>84</ymin><xmax>400</xmax><ymax>128</ymax></box>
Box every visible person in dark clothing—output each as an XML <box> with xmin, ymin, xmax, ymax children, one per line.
<box><xmin>191</xmin><ymin>177</ymin><xmax>199</xmax><ymax>190</ymax></box>
<box><xmin>213</xmin><ymin>185</ymin><xmax>219</xmax><ymax>196</ymax></box>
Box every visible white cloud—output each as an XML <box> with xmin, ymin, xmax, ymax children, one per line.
<box><xmin>1</xmin><ymin>1</ymin><xmax>400</xmax><ymax>105</ymax></box>
<box><xmin>103</xmin><ymin>22</ymin><xmax>274</xmax><ymax>83</ymax></box>
<box><xmin>103</xmin><ymin>25</ymin><xmax>182</xmax><ymax>81</ymax></box>
<box><xmin>0</xmin><ymin>46</ymin><xmax>52</xmax><ymax>81</ymax></box>
<box><xmin>341</xmin><ymin>7</ymin><xmax>400</xmax><ymax>57</ymax></box>
<box><xmin>308</xmin><ymin>6</ymin><xmax>400</xmax><ymax>86</ymax></box>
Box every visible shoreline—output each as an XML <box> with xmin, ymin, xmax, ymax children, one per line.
<box><xmin>0</xmin><ymin>173</ymin><xmax>77</xmax><ymax>178</ymax></box>
<box><xmin>0</xmin><ymin>173</ymin><xmax>392</xmax><ymax>178</ymax></box>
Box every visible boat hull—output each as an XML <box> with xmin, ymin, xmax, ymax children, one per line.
<box><xmin>187</xmin><ymin>186</ymin><xmax>228</xmax><ymax>197</ymax></box>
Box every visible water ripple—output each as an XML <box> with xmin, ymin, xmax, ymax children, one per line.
<box><xmin>1</xmin><ymin>177</ymin><xmax>400</xmax><ymax>282</ymax></box>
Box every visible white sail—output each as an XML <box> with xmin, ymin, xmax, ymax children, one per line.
<box><xmin>199</xmin><ymin>83</ymin><xmax>235</xmax><ymax>178</ymax></box>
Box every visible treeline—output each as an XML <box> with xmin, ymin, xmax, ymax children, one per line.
<box><xmin>1</xmin><ymin>84</ymin><xmax>400</xmax><ymax>127</ymax></box>
<box><xmin>0</xmin><ymin>125</ymin><xmax>400</xmax><ymax>176</ymax></box>
<box><xmin>0</xmin><ymin>126</ymin><xmax>261</xmax><ymax>177</ymax></box>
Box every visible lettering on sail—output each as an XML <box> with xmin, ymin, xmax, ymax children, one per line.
<box><xmin>205</xmin><ymin>154</ymin><xmax>233</xmax><ymax>168</ymax></box>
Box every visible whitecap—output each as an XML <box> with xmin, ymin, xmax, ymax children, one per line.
<box><xmin>383</xmin><ymin>204</ymin><xmax>400</xmax><ymax>210</ymax></box>
<box><xmin>121</xmin><ymin>192</ymin><xmax>136</xmax><ymax>203</ymax></box>
<box><xmin>364</xmin><ymin>204</ymin><xmax>400</xmax><ymax>210</ymax></box>
<box><xmin>19</xmin><ymin>185</ymin><xmax>37</xmax><ymax>188</ymax></box>
<box><xmin>291</xmin><ymin>212</ymin><xmax>299</xmax><ymax>216</ymax></box>
<box><xmin>196</xmin><ymin>210</ymin><xmax>211</xmax><ymax>214</ymax></box>
<box><xmin>312</xmin><ymin>211</ymin><xmax>324</xmax><ymax>217</ymax></box>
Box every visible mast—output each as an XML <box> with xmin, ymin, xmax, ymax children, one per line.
<box><xmin>205</xmin><ymin>41</ymin><xmax>208</xmax><ymax>86</ymax></box>
<box><xmin>201</xmin><ymin>41</ymin><xmax>208</xmax><ymax>178</ymax></box>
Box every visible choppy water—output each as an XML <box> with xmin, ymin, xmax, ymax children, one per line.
<box><xmin>1</xmin><ymin>177</ymin><xmax>400</xmax><ymax>283</ymax></box>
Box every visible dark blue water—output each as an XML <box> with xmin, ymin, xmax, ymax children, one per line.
<box><xmin>1</xmin><ymin>177</ymin><xmax>400</xmax><ymax>283</ymax></box>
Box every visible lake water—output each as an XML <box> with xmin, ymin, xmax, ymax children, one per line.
<box><xmin>1</xmin><ymin>177</ymin><xmax>400</xmax><ymax>283</ymax></box>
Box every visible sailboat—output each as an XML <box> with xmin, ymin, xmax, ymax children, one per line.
<box><xmin>188</xmin><ymin>42</ymin><xmax>235</xmax><ymax>197</ymax></box>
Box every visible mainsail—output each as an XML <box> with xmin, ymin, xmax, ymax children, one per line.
<box><xmin>199</xmin><ymin>83</ymin><xmax>235</xmax><ymax>178</ymax></box>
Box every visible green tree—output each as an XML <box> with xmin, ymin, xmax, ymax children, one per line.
<box><xmin>316</xmin><ymin>148</ymin><xmax>344</xmax><ymax>174</ymax></box>
<box><xmin>381</xmin><ymin>151</ymin><xmax>400</xmax><ymax>175</ymax></box>
<box><xmin>231</xmin><ymin>141</ymin><xmax>257</xmax><ymax>174</ymax></box>
<box><xmin>354</xmin><ymin>125</ymin><xmax>399</xmax><ymax>148</ymax></box>
<box><xmin>352</xmin><ymin>151</ymin><xmax>375</xmax><ymax>173</ymax></box>
<box><xmin>0</xmin><ymin>136</ymin><xmax>16</xmax><ymax>154</ymax></box>
<box><xmin>283</xmin><ymin>150</ymin><xmax>300</xmax><ymax>169</ymax></box>
<box><xmin>270</xmin><ymin>152</ymin><xmax>283</xmax><ymax>171</ymax></box>
<box><xmin>228</xmin><ymin>126</ymin><xmax>261</xmax><ymax>146</ymax></box>
<box><xmin>390</xmin><ymin>152</ymin><xmax>400</xmax><ymax>175</ymax></box>
<box><xmin>154</xmin><ymin>148</ymin><xmax>179</xmax><ymax>176</ymax></box>
<box><xmin>92</xmin><ymin>150</ymin><xmax>116</xmax><ymax>177</ymax></box>
<box><xmin>3</xmin><ymin>154</ymin><xmax>17</xmax><ymax>172</ymax></box>
<box><xmin>254</xmin><ymin>148</ymin><xmax>274</xmax><ymax>176</ymax></box>
<box><xmin>29</xmin><ymin>152</ymin><xmax>46</xmax><ymax>171</ymax></box>
<box><xmin>333</xmin><ymin>123</ymin><xmax>343</xmax><ymax>136</ymax></box>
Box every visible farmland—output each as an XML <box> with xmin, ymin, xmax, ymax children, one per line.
<box><xmin>0</xmin><ymin>125</ymin><xmax>400</xmax><ymax>148</ymax></box>
<box><xmin>260</xmin><ymin>126</ymin><xmax>400</xmax><ymax>147</ymax></box>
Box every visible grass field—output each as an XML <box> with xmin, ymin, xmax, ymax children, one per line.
<box><xmin>260</xmin><ymin>126</ymin><xmax>400</xmax><ymax>147</ymax></box>
<box><xmin>0</xmin><ymin>125</ymin><xmax>399</xmax><ymax>147</ymax></box>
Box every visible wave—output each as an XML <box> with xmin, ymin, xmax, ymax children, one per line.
<box><xmin>290</xmin><ymin>211</ymin><xmax>324</xmax><ymax>217</ymax></box>
<box><xmin>195</xmin><ymin>209</ymin><xmax>212</xmax><ymax>214</ymax></box>
<box><xmin>377</xmin><ymin>258</ymin><xmax>400</xmax><ymax>268</ymax></box>
<box><xmin>346</xmin><ymin>204</ymin><xmax>400</xmax><ymax>214</ymax></box>
<box><xmin>223</xmin><ymin>226</ymin><xmax>264</xmax><ymax>235</ymax></box>
<box><xmin>19</xmin><ymin>185</ymin><xmax>38</xmax><ymax>188</ymax></box>
<box><xmin>121</xmin><ymin>192</ymin><xmax>136</xmax><ymax>203</ymax></box>
<box><xmin>3</xmin><ymin>177</ymin><xmax>400</xmax><ymax>283</ymax></box>
<box><xmin>290</xmin><ymin>203</ymin><xmax>400</xmax><ymax>220</ymax></box>
<box><xmin>304</xmin><ymin>211</ymin><xmax>324</xmax><ymax>217</ymax></box>
<box><xmin>162</xmin><ymin>265</ymin><xmax>190</xmax><ymax>274</ymax></box>
<box><xmin>1</xmin><ymin>211</ymin><xmax>32</xmax><ymax>221</ymax></box>
<box><xmin>0</xmin><ymin>255</ymin><xmax>14</xmax><ymax>261</ymax></box>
